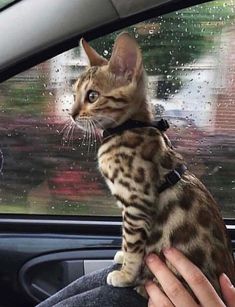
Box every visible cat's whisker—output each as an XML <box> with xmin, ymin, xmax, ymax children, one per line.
<box><xmin>60</xmin><ymin>120</ymin><xmax>70</xmax><ymax>144</ymax></box>
<box><xmin>59</xmin><ymin>118</ymin><xmax>71</xmax><ymax>135</ymax></box>
<box><xmin>92</xmin><ymin>119</ymin><xmax>102</xmax><ymax>144</ymax></box>
<box><xmin>75</xmin><ymin>118</ymin><xmax>86</xmax><ymax>132</ymax></box>
<box><xmin>90</xmin><ymin>119</ymin><xmax>98</xmax><ymax>153</ymax></box>
<box><xmin>69</xmin><ymin>123</ymin><xmax>76</xmax><ymax>148</ymax></box>
<box><xmin>88</xmin><ymin>121</ymin><xmax>93</xmax><ymax>155</ymax></box>
<box><xmin>75</xmin><ymin>118</ymin><xmax>87</xmax><ymax>147</ymax></box>
<box><xmin>84</xmin><ymin>120</ymin><xmax>89</xmax><ymax>149</ymax></box>
<box><xmin>88</xmin><ymin>119</ymin><xmax>94</xmax><ymax>154</ymax></box>
<box><xmin>87</xmin><ymin>120</ymin><xmax>92</xmax><ymax>155</ymax></box>
<box><xmin>61</xmin><ymin>122</ymin><xmax>72</xmax><ymax>146</ymax></box>
<box><xmin>80</xmin><ymin>117</ymin><xmax>97</xmax><ymax>154</ymax></box>
<box><xmin>95</xmin><ymin>114</ymin><xmax>119</xmax><ymax>127</ymax></box>
<box><xmin>91</xmin><ymin>119</ymin><xmax>99</xmax><ymax>154</ymax></box>
<box><xmin>80</xmin><ymin>123</ymin><xmax>87</xmax><ymax>148</ymax></box>
<box><xmin>92</xmin><ymin>118</ymin><xmax>105</xmax><ymax>131</ymax></box>
<box><xmin>64</xmin><ymin>122</ymin><xmax>74</xmax><ymax>147</ymax></box>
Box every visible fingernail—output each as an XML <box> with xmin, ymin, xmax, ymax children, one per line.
<box><xmin>146</xmin><ymin>254</ymin><xmax>156</xmax><ymax>263</ymax></box>
<box><xmin>222</xmin><ymin>273</ymin><xmax>233</xmax><ymax>288</ymax></box>
<box><xmin>163</xmin><ymin>247</ymin><xmax>173</xmax><ymax>256</ymax></box>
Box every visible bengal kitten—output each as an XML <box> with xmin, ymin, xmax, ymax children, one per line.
<box><xmin>71</xmin><ymin>33</ymin><xmax>235</xmax><ymax>300</ymax></box>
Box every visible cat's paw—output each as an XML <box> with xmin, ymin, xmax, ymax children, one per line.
<box><xmin>107</xmin><ymin>270</ymin><xmax>134</xmax><ymax>287</ymax></box>
<box><xmin>114</xmin><ymin>250</ymin><xmax>124</xmax><ymax>264</ymax></box>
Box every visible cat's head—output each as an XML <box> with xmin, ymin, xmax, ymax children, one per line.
<box><xmin>71</xmin><ymin>32</ymin><xmax>153</xmax><ymax>130</ymax></box>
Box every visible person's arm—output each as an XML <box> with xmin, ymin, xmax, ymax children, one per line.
<box><xmin>145</xmin><ymin>247</ymin><xmax>235</xmax><ymax>307</ymax></box>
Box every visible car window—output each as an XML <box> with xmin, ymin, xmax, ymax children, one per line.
<box><xmin>0</xmin><ymin>0</ymin><xmax>234</xmax><ymax>217</ymax></box>
<box><xmin>0</xmin><ymin>0</ymin><xmax>16</xmax><ymax>10</ymax></box>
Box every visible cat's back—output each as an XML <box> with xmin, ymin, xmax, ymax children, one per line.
<box><xmin>153</xmin><ymin>172</ymin><xmax>235</xmax><ymax>296</ymax></box>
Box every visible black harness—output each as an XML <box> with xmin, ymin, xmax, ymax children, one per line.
<box><xmin>103</xmin><ymin>119</ymin><xmax>170</xmax><ymax>139</ymax></box>
<box><xmin>102</xmin><ymin>119</ymin><xmax>187</xmax><ymax>193</ymax></box>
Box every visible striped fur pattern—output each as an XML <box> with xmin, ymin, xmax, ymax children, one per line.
<box><xmin>72</xmin><ymin>33</ymin><xmax>235</xmax><ymax>300</ymax></box>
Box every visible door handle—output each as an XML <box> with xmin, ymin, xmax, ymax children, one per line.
<box><xmin>22</xmin><ymin>259</ymin><xmax>84</xmax><ymax>302</ymax></box>
<box><xmin>84</xmin><ymin>260</ymin><xmax>113</xmax><ymax>275</ymax></box>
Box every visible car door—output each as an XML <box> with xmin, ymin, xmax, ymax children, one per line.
<box><xmin>0</xmin><ymin>0</ymin><xmax>234</xmax><ymax>306</ymax></box>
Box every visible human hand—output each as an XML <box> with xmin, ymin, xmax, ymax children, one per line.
<box><xmin>145</xmin><ymin>247</ymin><xmax>235</xmax><ymax>307</ymax></box>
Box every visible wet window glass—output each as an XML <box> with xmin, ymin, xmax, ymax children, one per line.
<box><xmin>0</xmin><ymin>0</ymin><xmax>234</xmax><ymax>217</ymax></box>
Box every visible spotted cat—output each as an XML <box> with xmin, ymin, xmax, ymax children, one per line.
<box><xmin>71</xmin><ymin>32</ymin><xmax>235</xmax><ymax>300</ymax></box>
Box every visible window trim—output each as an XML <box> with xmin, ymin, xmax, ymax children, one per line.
<box><xmin>0</xmin><ymin>214</ymin><xmax>233</xmax><ymax>235</ymax></box>
<box><xmin>0</xmin><ymin>214</ymin><xmax>122</xmax><ymax>235</ymax></box>
<box><xmin>0</xmin><ymin>0</ymin><xmax>22</xmax><ymax>12</ymax></box>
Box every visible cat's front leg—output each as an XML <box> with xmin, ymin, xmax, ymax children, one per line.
<box><xmin>113</xmin><ymin>209</ymin><xmax>125</xmax><ymax>265</ymax></box>
<box><xmin>114</xmin><ymin>250</ymin><xmax>124</xmax><ymax>264</ymax></box>
<box><xmin>107</xmin><ymin>207</ymin><xmax>149</xmax><ymax>287</ymax></box>
<box><xmin>107</xmin><ymin>251</ymin><xmax>143</xmax><ymax>287</ymax></box>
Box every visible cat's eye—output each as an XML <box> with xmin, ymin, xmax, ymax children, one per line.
<box><xmin>87</xmin><ymin>90</ymin><xmax>99</xmax><ymax>103</ymax></box>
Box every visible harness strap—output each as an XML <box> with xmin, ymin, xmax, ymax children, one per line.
<box><xmin>102</xmin><ymin>119</ymin><xmax>169</xmax><ymax>139</ymax></box>
<box><xmin>102</xmin><ymin>118</ymin><xmax>187</xmax><ymax>193</ymax></box>
<box><xmin>158</xmin><ymin>164</ymin><xmax>187</xmax><ymax>193</ymax></box>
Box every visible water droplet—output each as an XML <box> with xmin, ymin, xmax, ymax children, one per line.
<box><xmin>103</xmin><ymin>50</ymin><xmax>108</xmax><ymax>56</ymax></box>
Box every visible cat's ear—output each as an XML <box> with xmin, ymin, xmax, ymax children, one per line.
<box><xmin>80</xmin><ymin>38</ymin><xmax>108</xmax><ymax>67</ymax></box>
<box><xmin>109</xmin><ymin>32</ymin><xmax>143</xmax><ymax>81</ymax></box>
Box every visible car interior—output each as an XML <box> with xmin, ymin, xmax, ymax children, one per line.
<box><xmin>0</xmin><ymin>0</ymin><xmax>234</xmax><ymax>306</ymax></box>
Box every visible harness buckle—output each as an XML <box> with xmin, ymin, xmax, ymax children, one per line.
<box><xmin>156</xmin><ymin>119</ymin><xmax>169</xmax><ymax>132</ymax></box>
<box><xmin>165</xmin><ymin>169</ymin><xmax>181</xmax><ymax>186</ymax></box>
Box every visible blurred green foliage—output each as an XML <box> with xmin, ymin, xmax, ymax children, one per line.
<box><xmin>0</xmin><ymin>80</ymin><xmax>46</xmax><ymax>115</ymax></box>
<box><xmin>92</xmin><ymin>0</ymin><xmax>235</xmax><ymax>84</ymax></box>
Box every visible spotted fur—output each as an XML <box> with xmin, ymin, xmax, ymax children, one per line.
<box><xmin>72</xmin><ymin>33</ymin><xmax>235</xmax><ymax>300</ymax></box>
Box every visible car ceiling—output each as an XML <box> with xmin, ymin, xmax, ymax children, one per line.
<box><xmin>0</xmin><ymin>0</ymin><xmax>211</xmax><ymax>81</ymax></box>
<box><xmin>0</xmin><ymin>0</ymin><xmax>117</xmax><ymax>72</ymax></box>
<box><xmin>111</xmin><ymin>0</ymin><xmax>172</xmax><ymax>17</ymax></box>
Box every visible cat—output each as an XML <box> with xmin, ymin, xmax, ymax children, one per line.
<box><xmin>71</xmin><ymin>32</ymin><xmax>235</xmax><ymax>300</ymax></box>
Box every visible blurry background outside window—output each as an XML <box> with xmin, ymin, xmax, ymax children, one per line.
<box><xmin>0</xmin><ymin>0</ymin><xmax>234</xmax><ymax>217</ymax></box>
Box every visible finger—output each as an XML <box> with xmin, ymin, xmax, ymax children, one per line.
<box><xmin>146</xmin><ymin>254</ymin><xmax>198</xmax><ymax>307</ymax></box>
<box><xmin>145</xmin><ymin>281</ymin><xmax>174</xmax><ymax>307</ymax></box>
<box><xmin>219</xmin><ymin>273</ymin><xmax>235</xmax><ymax>307</ymax></box>
<box><xmin>163</xmin><ymin>248</ymin><xmax>225</xmax><ymax>307</ymax></box>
